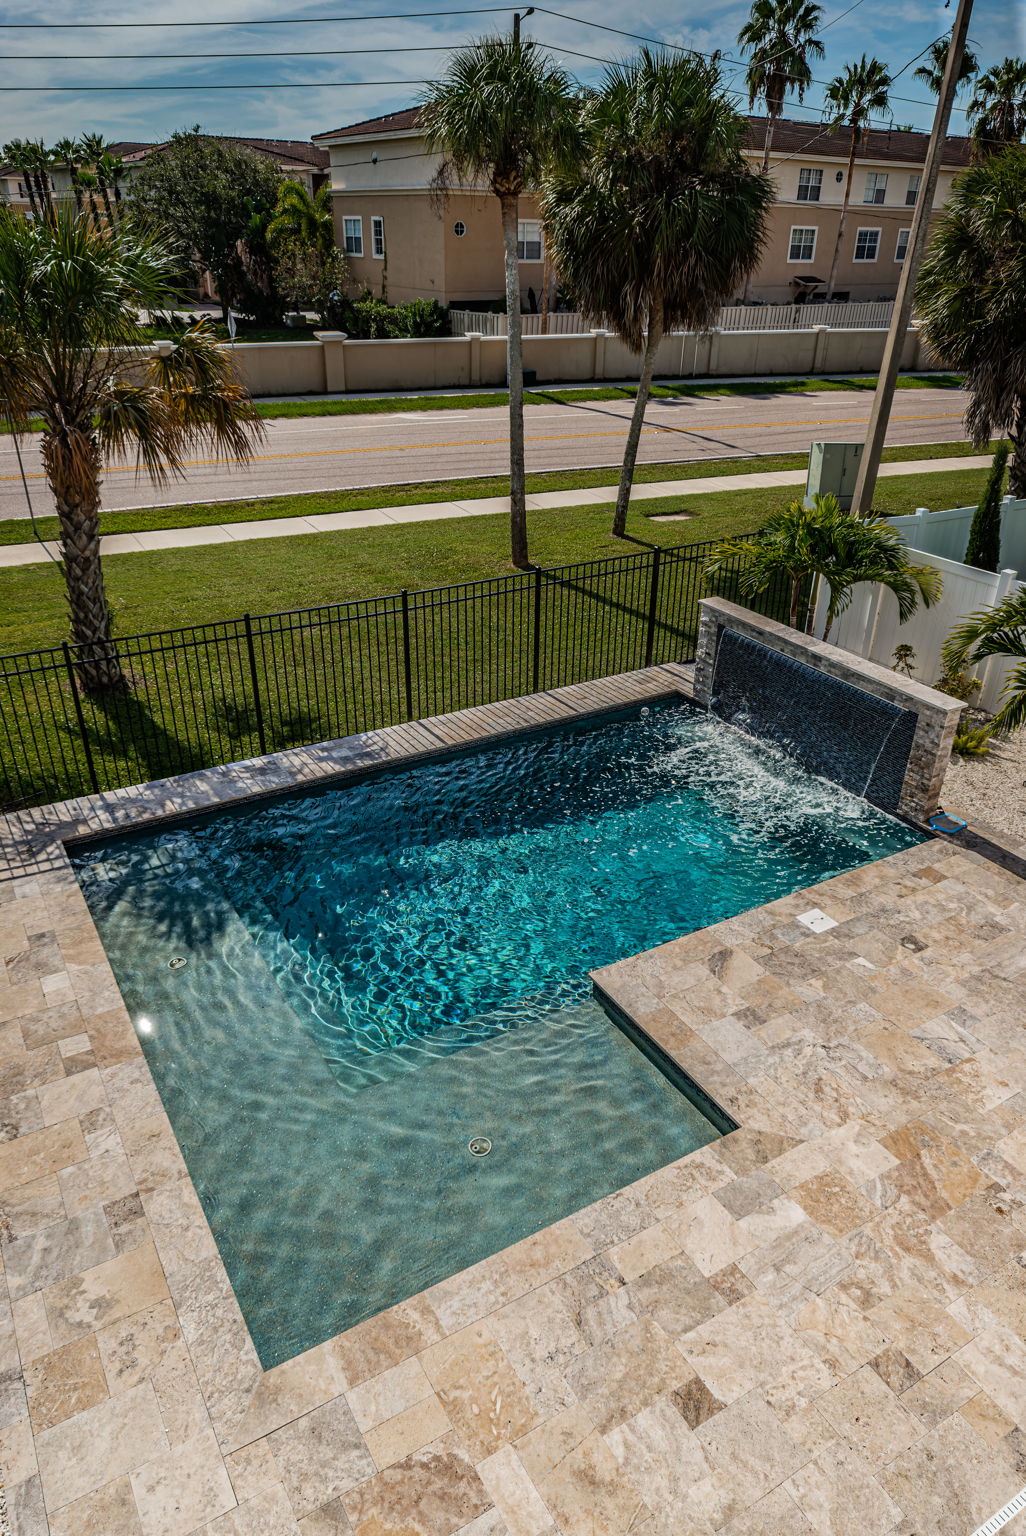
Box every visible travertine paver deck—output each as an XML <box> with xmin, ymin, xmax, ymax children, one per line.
<box><xmin>1</xmin><ymin>666</ymin><xmax>1026</xmax><ymax>1535</ymax></box>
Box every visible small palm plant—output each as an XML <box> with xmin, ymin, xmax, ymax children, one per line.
<box><xmin>738</xmin><ymin>0</ymin><xmax>825</xmax><ymax>171</ymax></box>
<box><xmin>704</xmin><ymin>494</ymin><xmax>941</xmax><ymax>637</ymax></box>
<box><xmin>823</xmin><ymin>56</ymin><xmax>892</xmax><ymax>299</ymax></box>
<box><xmin>916</xmin><ymin>147</ymin><xmax>1026</xmax><ymax>498</ymax></box>
<box><xmin>267</xmin><ymin>180</ymin><xmax>335</xmax><ymax>259</ymax></box>
<box><xmin>967</xmin><ymin>58</ymin><xmax>1026</xmax><ymax>154</ymax></box>
<box><xmin>943</xmin><ymin>590</ymin><xmax>1026</xmax><ymax>735</ymax></box>
<box><xmin>541</xmin><ymin>50</ymin><xmax>773</xmax><ymax>537</ymax></box>
<box><xmin>0</xmin><ymin>205</ymin><xmax>263</xmax><ymax>693</ymax></box>
<box><xmin>421</xmin><ymin>35</ymin><xmax>578</xmax><ymax>568</ymax></box>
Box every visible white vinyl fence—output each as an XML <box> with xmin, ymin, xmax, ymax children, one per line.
<box><xmin>887</xmin><ymin>496</ymin><xmax>1026</xmax><ymax>577</ymax></box>
<box><xmin>448</xmin><ymin>300</ymin><xmax>895</xmax><ymax>337</ymax></box>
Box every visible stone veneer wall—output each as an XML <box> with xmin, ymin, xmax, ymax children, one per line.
<box><xmin>692</xmin><ymin>597</ymin><xmax>963</xmax><ymax>823</ymax></box>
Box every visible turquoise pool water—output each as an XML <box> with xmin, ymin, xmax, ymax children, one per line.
<box><xmin>74</xmin><ymin>701</ymin><xmax>922</xmax><ymax>1365</ymax></box>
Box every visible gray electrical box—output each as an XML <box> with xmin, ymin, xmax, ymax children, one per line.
<box><xmin>805</xmin><ymin>441</ymin><xmax>864</xmax><ymax>510</ymax></box>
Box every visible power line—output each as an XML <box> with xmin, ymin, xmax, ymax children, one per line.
<box><xmin>0</xmin><ymin>5</ymin><xmax>512</xmax><ymax>25</ymax></box>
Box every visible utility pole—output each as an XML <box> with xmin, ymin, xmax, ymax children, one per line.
<box><xmin>512</xmin><ymin>7</ymin><xmax>534</xmax><ymax>45</ymax></box>
<box><xmin>850</xmin><ymin>0</ymin><xmax>974</xmax><ymax>515</ymax></box>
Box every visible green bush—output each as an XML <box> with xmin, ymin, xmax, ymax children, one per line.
<box><xmin>340</xmin><ymin>293</ymin><xmax>449</xmax><ymax>339</ymax></box>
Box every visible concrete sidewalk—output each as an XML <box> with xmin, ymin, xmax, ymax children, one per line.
<box><xmin>0</xmin><ymin>454</ymin><xmax>988</xmax><ymax>569</ymax></box>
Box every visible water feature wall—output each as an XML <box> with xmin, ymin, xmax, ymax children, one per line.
<box><xmin>692</xmin><ymin>598</ymin><xmax>963</xmax><ymax>822</ymax></box>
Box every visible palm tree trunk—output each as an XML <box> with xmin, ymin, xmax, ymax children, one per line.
<box><xmin>826</xmin><ymin>129</ymin><xmax>858</xmax><ymax>300</ymax></box>
<box><xmin>539</xmin><ymin>250</ymin><xmax>553</xmax><ymax>335</ymax></box>
<box><xmin>612</xmin><ymin>300</ymin><xmax>664</xmax><ymax>539</ymax></box>
<box><xmin>43</xmin><ymin>433</ymin><xmax>126</xmax><ymax>693</ymax></box>
<box><xmin>500</xmin><ymin>193</ymin><xmax>529</xmax><ymax>568</ymax></box>
<box><xmin>760</xmin><ymin>111</ymin><xmax>778</xmax><ymax>175</ymax></box>
<box><xmin>21</xmin><ymin>172</ymin><xmax>39</xmax><ymax>220</ymax></box>
<box><xmin>790</xmin><ymin>577</ymin><xmax>802</xmax><ymax>629</ymax></box>
<box><xmin>99</xmin><ymin>181</ymin><xmax>113</xmax><ymax>224</ymax></box>
<box><xmin>1010</xmin><ymin>395</ymin><xmax>1026</xmax><ymax>500</ymax></box>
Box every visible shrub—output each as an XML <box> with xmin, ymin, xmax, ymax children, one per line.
<box><xmin>964</xmin><ymin>442</ymin><xmax>1008</xmax><ymax>571</ymax></box>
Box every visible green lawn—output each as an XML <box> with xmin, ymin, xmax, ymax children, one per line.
<box><xmin>0</xmin><ymin>437</ymin><xmax>989</xmax><ymax>550</ymax></box>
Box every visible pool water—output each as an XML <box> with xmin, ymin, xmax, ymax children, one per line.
<box><xmin>74</xmin><ymin>701</ymin><xmax>922</xmax><ymax>1365</ymax></box>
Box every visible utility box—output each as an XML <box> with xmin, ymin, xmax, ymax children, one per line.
<box><xmin>805</xmin><ymin>441</ymin><xmax>864</xmax><ymax>510</ymax></box>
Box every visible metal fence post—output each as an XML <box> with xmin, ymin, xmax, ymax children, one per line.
<box><xmin>400</xmin><ymin>590</ymin><xmax>414</xmax><ymax>721</ymax></box>
<box><xmin>531</xmin><ymin>567</ymin><xmax>543</xmax><ymax>694</ymax></box>
<box><xmin>644</xmin><ymin>548</ymin><xmax>662</xmax><ymax>668</ymax></box>
<box><xmin>243</xmin><ymin>614</ymin><xmax>267</xmax><ymax>757</ymax></box>
<box><xmin>61</xmin><ymin>642</ymin><xmax>100</xmax><ymax>796</ymax></box>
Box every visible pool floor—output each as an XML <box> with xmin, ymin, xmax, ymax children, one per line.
<box><xmin>74</xmin><ymin>700</ymin><xmax>922</xmax><ymax>1366</ymax></box>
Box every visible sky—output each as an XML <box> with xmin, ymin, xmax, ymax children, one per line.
<box><xmin>0</xmin><ymin>0</ymin><xmax>1022</xmax><ymax>151</ymax></box>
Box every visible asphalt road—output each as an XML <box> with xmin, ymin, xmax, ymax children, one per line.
<box><xmin>0</xmin><ymin>387</ymin><xmax>971</xmax><ymax>520</ymax></box>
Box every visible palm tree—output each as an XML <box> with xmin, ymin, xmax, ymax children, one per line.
<box><xmin>943</xmin><ymin>590</ymin><xmax>1026</xmax><ymax>734</ymax></box>
<box><xmin>267</xmin><ymin>180</ymin><xmax>335</xmax><ymax>258</ymax></box>
<box><xmin>1</xmin><ymin>140</ymin><xmax>40</xmax><ymax>218</ymax></box>
<box><xmin>541</xmin><ymin>50</ymin><xmax>773</xmax><ymax>537</ymax></box>
<box><xmin>916</xmin><ymin>146</ymin><xmax>1026</xmax><ymax>498</ymax></box>
<box><xmin>97</xmin><ymin>152</ymin><xmax>126</xmax><ymax>217</ymax></box>
<box><xmin>967</xmin><ymin>58</ymin><xmax>1026</xmax><ymax>154</ymax></box>
<box><xmin>51</xmin><ymin>137</ymin><xmax>84</xmax><ymax>211</ymax></box>
<box><xmin>79</xmin><ymin>133</ymin><xmax>116</xmax><ymax>220</ymax></box>
<box><xmin>24</xmin><ymin>140</ymin><xmax>54</xmax><ymax>219</ymax></box>
<box><xmin>421</xmin><ymin>34</ymin><xmax>577</xmax><ymax>568</ymax></box>
<box><xmin>823</xmin><ymin>56</ymin><xmax>892</xmax><ymax>299</ymax></box>
<box><xmin>0</xmin><ymin>205</ymin><xmax>263</xmax><ymax>693</ymax></box>
<box><xmin>704</xmin><ymin>494</ymin><xmax>941</xmax><ymax>637</ymax></box>
<box><xmin>738</xmin><ymin>0</ymin><xmax>824</xmax><ymax>172</ymax></box>
<box><xmin>911</xmin><ymin>36</ymin><xmax>978</xmax><ymax>98</ymax></box>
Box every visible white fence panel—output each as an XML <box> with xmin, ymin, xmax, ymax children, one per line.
<box><xmin>888</xmin><ymin>497</ymin><xmax>1026</xmax><ymax>576</ymax></box>
<box><xmin>448</xmin><ymin>299</ymin><xmax>896</xmax><ymax>337</ymax></box>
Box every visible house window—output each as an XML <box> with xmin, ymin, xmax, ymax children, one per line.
<box><xmin>788</xmin><ymin>226</ymin><xmax>817</xmax><ymax>262</ymax></box>
<box><xmin>797</xmin><ymin>167</ymin><xmax>822</xmax><ymax>202</ymax></box>
<box><xmin>864</xmin><ymin>171</ymin><xmax>888</xmax><ymax>204</ymax></box>
<box><xmin>854</xmin><ymin>227</ymin><xmax>881</xmax><ymax>262</ymax></box>
<box><xmin>371</xmin><ymin>215</ymin><xmax>385</xmax><ymax>259</ymax></box>
<box><xmin>343</xmin><ymin>216</ymin><xmax>363</xmax><ymax>257</ymax></box>
<box><xmin>906</xmin><ymin>173</ymin><xmax>921</xmax><ymax>206</ymax></box>
<box><xmin>517</xmin><ymin>220</ymin><xmax>543</xmax><ymax>261</ymax></box>
<box><xmin>453</xmin><ymin>220</ymin><xmax>466</xmax><ymax>237</ymax></box>
<box><xmin>895</xmin><ymin>227</ymin><xmax>911</xmax><ymax>263</ymax></box>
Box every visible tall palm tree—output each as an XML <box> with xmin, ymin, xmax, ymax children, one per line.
<box><xmin>705</xmin><ymin>494</ymin><xmax>941</xmax><ymax>636</ymax></box>
<box><xmin>0</xmin><ymin>205</ymin><xmax>263</xmax><ymax>692</ymax></box>
<box><xmin>51</xmin><ymin>137</ymin><xmax>84</xmax><ymax>211</ymax></box>
<box><xmin>97</xmin><ymin>152</ymin><xmax>126</xmax><ymax>217</ymax></box>
<box><xmin>79</xmin><ymin>133</ymin><xmax>116</xmax><ymax>220</ymax></box>
<box><xmin>967</xmin><ymin>58</ymin><xmax>1026</xmax><ymax>154</ymax></box>
<box><xmin>916</xmin><ymin>146</ymin><xmax>1026</xmax><ymax>498</ymax></box>
<box><xmin>943</xmin><ymin>589</ymin><xmax>1026</xmax><ymax>734</ymax></box>
<box><xmin>738</xmin><ymin>0</ymin><xmax>825</xmax><ymax>172</ymax></box>
<box><xmin>823</xmin><ymin>55</ymin><xmax>892</xmax><ymax>299</ymax></box>
<box><xmin>541</xmin><ymin>49</ymin><xmax>773</xmax><ymax>537</ymax></box>
<box><xmin>24</xmin><ymin>140</ymin><xmax>54</xmax><ymax>219</ymax></box>
<box><xmin>911</xmin><ymin>36</ymin><xmax>978</xmax><ymax>98</ymax></box>
<box><xmin>421</xmin><ymin>34</ymin><xmax>577</xmax><ymax>568</ymax></box>
<box><xmin>1</xmin><ymin>140</ymin><xmax>40</xmax><ymax>219</ymax></box>
<box><xmin>267</xmin><ymin>180</ymin><xmax>335</xmax><ymax>258</ymax></box>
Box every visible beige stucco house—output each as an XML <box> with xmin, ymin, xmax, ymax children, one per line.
<box><xmin>312</xmin><ymin>108</ymin><xmax>974</xmax><ymax>309</ymax></box>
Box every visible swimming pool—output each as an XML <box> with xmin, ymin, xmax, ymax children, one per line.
<box><xmin>74</xmin><ymin>699</ymin><xmax>922</xmax><ymax>1365</ymax></box>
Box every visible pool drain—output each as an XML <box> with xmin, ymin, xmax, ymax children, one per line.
<box><xmin>168</xmin><ymin>957</ymin><xmax>188</xmax><ymax>971</ymax></box>
<box><xmin>468</xmin><ymin>1137</ymin><xmax>491</xmax><ymax>1157</ymax></box>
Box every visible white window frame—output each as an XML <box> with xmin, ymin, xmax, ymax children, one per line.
<box><xmin>516</xmin><ymin>219</ymin><xmax>543</xmax><ymax>262</ymax></box>
<box><xmin>343</xmin><ymin>216</ymin><xmax>363</xmax><ymax>257</ymax></box>
<box><xmin>787</xmin><ymin>225</ymin><xmax>818</xmax><ymax>263</ymax></box>
<box><xmin>853</xmin><ymin>226</ymin><xmax>881</xmax><ymax>262</ymax></box>
<box><xmin>370</xmin><ymin>214</ymin><xmax>385</xmax><ymax>259</ymax></box>
<box><xmin>894</xmin><ymin>227</ymin><xmax>911</xmax><ymax>263</ymax></box>
<box><xmin>796</xmin><ymin>167</ymin><xmax>822</xmax><ymax>203</ymax></box>
<box><xmin>905</xmin><ymin>173</ymin><xmax>921</xmax><ymax>206</ymax></box>
<box><xmin>864</xmin><ymin>171</ymin><xmax>888</xmax><ymax>205</ymax></box>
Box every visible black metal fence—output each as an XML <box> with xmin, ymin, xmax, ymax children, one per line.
<box><xmin>1</xmin><ymin>536</ymin><xmax>792</xmax><ymax>811</ymax></box>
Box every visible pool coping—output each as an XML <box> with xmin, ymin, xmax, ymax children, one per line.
<box><xmin>4</xmin><ymin>665</ymin><xmax>1026</xmax><ymax>1534</ymax></box>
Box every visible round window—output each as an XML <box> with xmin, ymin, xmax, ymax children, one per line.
<box><xmin>453</xmin><ymin>220</ymin><xmax>466</xmax><ymax>237</ymax></box>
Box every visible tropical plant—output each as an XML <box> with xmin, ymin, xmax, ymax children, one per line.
<box><xmin>421</xmin><ymin>34</ymin><xmax>578</xmax><ymax>567</ymax></box>
<box><xmin>267</xmin><ymin>180</ymin><xmax>335</xmax><ymax>259</ymax></box>
<box><xmin>964</xmin><ymin>443</ymin><xmax>1009</xmax><ymax>570</ymax></box>
<box><xmin>1</xmin><ymin>140</ymin><xmax>40</xmax><ymax>218</ymax></box>
<box><xmin>52</xmin><ymin>137</ymin><xmax>84</xmax><ymax>211</ymax></box>
<box><xmin>704</xmin><ymin>494</ymin><xmax>941</xmax><ymax>637</ymax></box>
<box><xmin>79</xmin><ymin>133</ymin><xmax>118</xmax><ymax>221</ymax></box>
<box><xmin>967</xmin><ymin>57</ymin><xmax>1026</xmax><ymax>154</ymax></box>
<box><xmin>943</xmin><ymin>588</ymin><xmax>1026</xmax><ymax>734</ymax></box>
<box><xmin>952</xmin><ymin>722</ymin><xmax>993</xmax><ymax>756</ymax></box>
<box><xmin>911</xmin><ymin>36</ymin><xmax>978</xmax><ymax>98</ymax></box>
<box><xmin>0</xmin><ymin>205</ymin><xmax>263</xmax><ymax>692</ymax></box>
<box><xmin>916</xmin><ymin>147</ymin><xmax>1026</xmax><ymax>498</ymax></box>
<box><xmin>892</xmin><ymin>642</ymin><xmax>916</xmax><ymax>675</ymax></box>
<box><xmin>823</xmin><ymin>55</ymin><xmax>892</xmax><ymax>299</ymax></box>
<box><xmin>542</xmin><ymin>50</ymin><xmax>773</xmax><ymax>537</ymax></box>
<box><xmin>738</xmin><ymin>0</ymin><xmax>824</xmax><ymax>171</ymax></box>
<box><xmin>272</xmin><ymin>238</ymin><xmax>351</xmax><ymax>326</ymax></box>
<box><xmin>935</xmin><ymin>664</ymin><xmax>981</xmax><ymax>703</ymax></box>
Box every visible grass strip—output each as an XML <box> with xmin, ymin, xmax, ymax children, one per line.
<box><xmin>0</xmin><ymin>437</ymin><xmax>988</xmax><ymax>550</ymax></box>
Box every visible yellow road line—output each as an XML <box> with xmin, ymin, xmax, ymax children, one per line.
<box><xmin>0</xmin><ymin>410</ymin><xmax>965</xmax><ymax>483</ymax></box>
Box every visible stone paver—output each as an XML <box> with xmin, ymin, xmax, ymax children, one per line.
<box><xmin>1</xmin><ymin>666</ymin><xmax>1026</xmax><ymax>1533</ymax></box>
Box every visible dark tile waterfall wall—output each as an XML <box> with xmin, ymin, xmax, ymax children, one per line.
<box><xmin>710</xmin><ymin>630</ymin><xmax>917</xmax><ymax>813</ymax></box>
<box><xmin>692</xmin><ymin>599</ymin><xmax>963</xmax><ymax>823</ymax></box>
